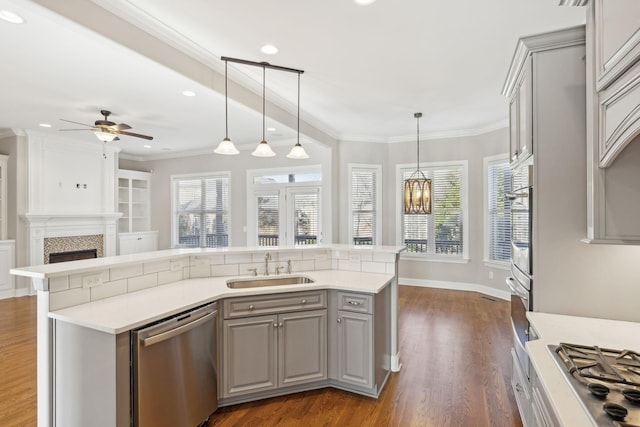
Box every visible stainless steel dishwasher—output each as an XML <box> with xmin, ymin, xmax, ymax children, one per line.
<box><xmin>133</xmin><ymin>302</ymin><xmax>218</xmax><ymax>427</ymax></box>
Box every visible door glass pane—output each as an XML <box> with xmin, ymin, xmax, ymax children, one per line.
<box><xmin>293</xmin><ymin>192</ymin><xmax>318</xmax><ymax>246</ymax></box>
<box><xmin>257</xmin><ymin>193</ymin><xmax>280</xmax><ymax>247</ymax></box>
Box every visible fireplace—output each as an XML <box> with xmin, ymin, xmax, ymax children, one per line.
<box><xmin>49</xmin><ymin>249</ymin><xmax>98</xmax><ymax>264</ymax></box>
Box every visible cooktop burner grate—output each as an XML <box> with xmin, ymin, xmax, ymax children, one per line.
<box><xmin>549</xmin><ymin>343</ymin><xmax>640</xmax><ymax>427</ymax></box>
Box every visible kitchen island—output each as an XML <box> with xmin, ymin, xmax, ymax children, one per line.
<box><xmin>11</xmin><ymin>244</ymin><xmax>403</xmax><ymax>427</ymax></box>
<box><xmin>527</xmin><ymin>312</ymin><xmax>640</xmax><ymax>426</ymax></box>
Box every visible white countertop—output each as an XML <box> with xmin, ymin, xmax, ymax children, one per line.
<box><xmin>49</xmin><ymin>269</ymin><xmax>394</xmax><ymax>334</ymax></box>
<box><xmin>11</xmin><ymin>244</ymin><xmax>405</xmax><ymax>279</ymax></box>
<box><xmin>527</xmin><ymin>312</ymin><xmax>640</xmax><ymax>427</ymax></box>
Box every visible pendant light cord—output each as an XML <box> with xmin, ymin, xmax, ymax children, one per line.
<box><xmin>297</xmin><ymin>72</ymin><xmax>300</xmax><ymax>144</ymax></box>
<box><xmin>415</xmin><ymin>112</ymin><xmax>422</xmax><ymax>173</ymax></box>
<box><xmin>262</xmin><ymin>67</ymin><xmax>266</xmax><ymax>142</ymax></box>
<box><xmin>224</xmin><ymin>60</ymin><xmax>229</xmax><ymax>139</ymax></box>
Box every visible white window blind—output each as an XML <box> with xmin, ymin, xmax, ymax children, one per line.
<box><xmin>400</xmin><ymin>164</ymin><xmax>465</xmax><ymax>256</ymax></box>
<box><xmin>487</xmin><ymin>159</ymin><xmax>512</xmax><ymax>263</ymax></box>
<box><xmin>349</xmin><ymin>165</ymin><xmax>380</xmax><ymax>245</ymax></box>
<box><xmin>174</xmin><ymin>174</ymin><xmax>230</xmax><ymax>248</ymax></box>
<box><xmin>292</xmin><ymin>191</ymin><xmax>319</xmax><ymax>246</ymax></box>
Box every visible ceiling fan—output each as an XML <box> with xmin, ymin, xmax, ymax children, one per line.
<box><xmin>60</xmin><ymin>110</ymin><xmax>153</xmax><ymax>142</ymax></box>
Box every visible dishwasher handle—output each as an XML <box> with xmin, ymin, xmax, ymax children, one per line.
<box><xmin>142</xmin><ymin>309</ymin><xmax>216</xmax><ymax>347</ymax></box>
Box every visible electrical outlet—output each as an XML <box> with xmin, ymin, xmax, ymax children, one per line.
<box><xmin>170</xmin><ymin>260</ymin><xmax>186</xmax><ymax>271</ymax></box>
<box><xmin>489</xmin><ymin>271</ymin><xmax>494</xmax><ymax>279</ymax></box>
<box><xmin>349</xmin><ymin>252</ymin><xmax>361</xmax><ymax>262</ymax></box>
<box><xmin>82</xmin><ymin>273</ymin><xmax>103</xmax><ymax>288</ymax></box>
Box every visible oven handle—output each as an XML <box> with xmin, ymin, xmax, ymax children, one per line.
<box><xmin>506</xmin><ymin>276</ymin><xmax>529</xmax><ymax>299</ymax></box>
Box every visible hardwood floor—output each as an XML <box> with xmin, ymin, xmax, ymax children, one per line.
<box><xmin>0</xmin><ymin>295</ymin><xmax>37</xmax><ymax>427</ymax></box>
<box><xmin>0</xmin><ymin>287</ymin><xmax>522</xmax><ymax>427</ymax></box>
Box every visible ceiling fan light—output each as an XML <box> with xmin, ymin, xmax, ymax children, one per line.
<box><xmin>252</xmin><ymin>140</ymin><xmax>276</xmax><ymax>157</ymax></box>
<box><xmin>94</xmin><ymin>131</ymin><xmax>117</xmax><ymax>142</ymax></box>
<box><xmin>286</xmin><ymin>142</ymin><xmax>309</xmax><ymax>159</ymax></box>
<box><xmin>214</xmin><ymin>137</ymin><xmax>239</xmax><ymax>155</ymax></box>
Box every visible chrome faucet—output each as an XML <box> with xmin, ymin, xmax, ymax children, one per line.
<box><xmin>264</xmin><ymin>252</ymin><xmax>272</xmax><ymax>276</ymax></box>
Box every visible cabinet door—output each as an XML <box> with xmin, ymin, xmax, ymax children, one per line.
<box><xmin>517</xmin><ymin>56</ymin><xmax>533</xmax><ymax>161</ymax></box>
<box><xmin>509</xmin><ymin>95</ymin><xmax>520</xmax><ymax>163</ymax></box>
<box><xmin>222</xmin><ymin>315</ymin><xmax>278</xmax><ymax>397</ymax></box>
<box><xmin>279</xmin><ymin>309</ymin><xmax>327</xmax><ymax>387</ymax></box>
<box><xmin>336</xmin><ymin>310</ymin><xmax>372</xmax><ymax>388</ymax></box>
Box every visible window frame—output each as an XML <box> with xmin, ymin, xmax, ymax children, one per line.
<box><xmin>347</xmin><ymin>163</ymin><xmax>382</xmax><ymax>246</ymax></box>
<box><xmin>170</xmin><ymin>171</ymin><xmax>231</xmax><ymax>248</ymax></box>
<box><xmin>396</xmin><ymin>160</ymin><xmax>469</xmax><ymax>262</ymax></box>
<box><xmin>483</xmin><ymin>154</ymin><xmax>511</xmax><ymax>269</ymax></box>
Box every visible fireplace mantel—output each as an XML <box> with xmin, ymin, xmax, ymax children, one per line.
<box><xmin>22</xmin><ymin>212</ymin><xmax>122</xmax><ymax>266</ymax></box>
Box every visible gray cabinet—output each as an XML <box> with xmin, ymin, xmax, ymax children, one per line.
<box><xmin>508</xmin><ymin>56</ymin><xmax>533</xmax><ymax>166</ymax></box>
<box><xmin>329</xmin><ymin>289</ymin><xmax>390</xmax><ymax>397</ymax></box>
<box><xmin>221</xmin><ymin>291</ymin><xmax>327</xmax><ymax>399</ymax></box>
<box><xmin>583</xmin><ymin>0</ymin><xmax>640</xmax><ymax>243</ymax></box>
<box><xmin>336</xmin><ymin>309</ymin><xmax>372</xmax><ymax>388</ymax></box>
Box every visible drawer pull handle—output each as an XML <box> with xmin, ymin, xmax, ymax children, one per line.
<box><xmin>348</xmin><ymin>300</ymin><xmax>362</xmax><ymax>306</ymax></box>
<box><xmin>249</xmin><ymin>304</ymin><xmax>255</xmax><ymax>310</ymax></box>
<box><xmin>279</xmin><ymin>322</ymin><xmax>283</xmax><ymax>328</ymax></box>
<box><xmin>301</xmin><ymin>299</ymin><xmax>307</xmax><ymax>304</ymax></box>
<box><xmin>515</xmin><ymin>383</ymin><xmax>523</xmax><ymax>393</ymax></box>
<box><xmin>337</xmin><ymin>318</ymin><xmax>342</xmax><ymax>324</ymax></box>
<box><xmin>273</xmin><ymin>323</ymin><xmax>278</xmax><ymax>328</ymax></box>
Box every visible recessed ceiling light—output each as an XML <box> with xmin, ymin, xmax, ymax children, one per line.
<box><xmin>354</xmin><ymin>0</ymin><xmax>376</xmax><ymax>4</ymax></box>
<box><xmin>182</xmin><ymin>90</ymin><xmax>196</xmax><ymax>97</ymax></box>
<box><xmin>143</xmin><ymin>144</ymin><xmax>152</xmax><ymax>149</ymax></box>
<box><xmin>0</xmin><ymin>10</ymin><xmax>25</xmax><ymax>24</ymax></box>
<box><xmin>39</xmin><ymin>123</ymin><xmax>52</xmax><ymax>128</ymax></box>
<box><xmin>267</xmin><ymin>127</ymin><xmax>276</xmax><ymax>132</ymax></box>
<box><xmin>260</xmin><ymin>44</ymin><xmax>278</xmax><ymax>55</ymax></box>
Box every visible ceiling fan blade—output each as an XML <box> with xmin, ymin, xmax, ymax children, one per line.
<box><xmin>117</xmin><ymin>130</ymin><xmax>153</xmax><ymax>140</ymax></box>
<box><xmin>113</xmin><ymin>123</ymin><xmax>132</xmax><ymax>131</ymax></box>
<box><xmin>60</xmin><ymin>119</ymin><xmax>93</xmax><ymax>127</ymax></box>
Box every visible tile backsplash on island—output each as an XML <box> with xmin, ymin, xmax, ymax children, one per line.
<box><xmin>46</xmin><ymin>248</ymin><xmax>398</xmax><ymax>311</ymax></box>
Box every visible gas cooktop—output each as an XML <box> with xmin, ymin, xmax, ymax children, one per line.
<box><xmin>549</xmin><ymin>343</ymin><xmax>640</xmax><ymax>427</ymax></box>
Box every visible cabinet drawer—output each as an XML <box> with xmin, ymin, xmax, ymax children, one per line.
<box><xmin>337</xmin><ymin>292</ymin><xmax>372</xmax><ymax>314</ymax></box>
<box><xmin>224</xmin><ymin>290</ymin><xmax>326</xmax><ymax>319</ymax></box>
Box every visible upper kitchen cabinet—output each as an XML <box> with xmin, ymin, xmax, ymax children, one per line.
<box><xmin>591</xmin><ymin>0</ymin><xmax>640</xmax><ymax>167</ymax></box>
<box><xmin>507</xmin><ymin>56</ymin><xmax>533</xmax><ymax>165</ymax></box>
<box><xmin>585</xmin><ymin>0</ymin><xmax>640</xmax><ymax>243</ymax></box>
<box><xmin>502</xmin><ymin>28</ymin><xmax>584</xmax><ymax>167</ymax></box>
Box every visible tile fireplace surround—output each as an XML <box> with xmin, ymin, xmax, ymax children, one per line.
<box><xmin>23</xmin><ymin>213</ymin><xmax>121</xmax><ymax>267</ymax></box>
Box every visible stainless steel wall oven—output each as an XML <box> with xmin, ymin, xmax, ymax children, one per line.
<box><xmin>506</xmin><ymin>162</ymin><xmax>533</xmax><ymax>378</ymax></box>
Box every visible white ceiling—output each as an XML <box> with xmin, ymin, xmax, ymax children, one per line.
<box><xmin>0</xmin><ymin>0</ymin><xmax>586</xmax><ymax>159</ymax></box>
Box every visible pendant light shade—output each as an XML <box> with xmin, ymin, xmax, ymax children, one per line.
<box><xmin>403</xmin><ymin>112</ymin><xmax>432</xmax><ymax>215</ymax></box>
<box><xmin>215</xmin><ymin>60</ymin><xmax>240</xmax><ymax>155</ymax></box>
<box><xmin>287</xmin><ymin>72</ymin><xmax>309</xmax><ymax>159</ymax></box>
<box><xmin>252</xmin><ymin>67</ymin><xmax>276</xmax><ymax>157</ymax></box>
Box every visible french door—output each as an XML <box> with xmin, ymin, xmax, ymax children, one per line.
<box><xmin>253</xmin><ymin>187</ymin><xmax>321</xmax><ymax>247</ymax></box>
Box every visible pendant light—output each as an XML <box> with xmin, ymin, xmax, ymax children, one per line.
<box><xmin>287</xmin><ymin>72</ymin><xmax>309</xmax><ymax>159</ymax></box>
<box><xmin>252</xmin><ymin>67</ymin><xmax>276</xmax><ymax>157</ymax></box>
<box><xmin>214</xmin><ymin>60</ymin><xmax>240</xmax><ymax>155</ymax></box>
<box><xmin>403</xmin><ymin>112</ymin><xmax>432</xmax><ymax>214</ymax></box>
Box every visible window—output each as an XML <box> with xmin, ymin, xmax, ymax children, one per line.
<box><xmin>248</xmin><ymin>166</ymin><xmax>322</xmax><ymax>247</ymax></box>
<box><xmin>348</xmin><ymin>164</ymin><xmax>381</xmax><ymax>245</ymax></box>
<box><xmin>397</xmin><ymin>161</ymin><xmax>468</xmax><ymax>259</ymax></box>
<box><xmin>485</xmin><ymin>155</ymin><xmax>512</xmax><ymax>266</ymax></box>
<box><xmin>172</xmin><ymin>173</ymin><xmax>230</xmax><ymax>248</ymax></box>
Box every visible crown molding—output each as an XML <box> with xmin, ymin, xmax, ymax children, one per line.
<box><xmin>502</xmin><ymin>25</ymin><xmax>586</xmax><ymax>97</ymax></box>
<box><xmin>0</xmin><ymin>128</ymin><xmax>26</xmax><ymax>139</ymax></box>
<box><xmin>558</xmin><ymin>0</ymin><xmax>589</xmax><ymax>6</ymax></box>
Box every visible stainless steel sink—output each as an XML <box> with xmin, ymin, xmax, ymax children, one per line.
<box><xmin>226</xmin><ymin>275</ymin><xmax>315</xmax><ymax>289</ymax></box>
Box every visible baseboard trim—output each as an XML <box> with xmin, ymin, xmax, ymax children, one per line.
<box><xmin>399</xmin><ymin>278</ymin><xmax>511</xmax><ymax>301</ymax></box>
<box><xmin>0</xmin><ymin>287</ymin><xmax>31</xmax><ymax>299</ymax></box>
